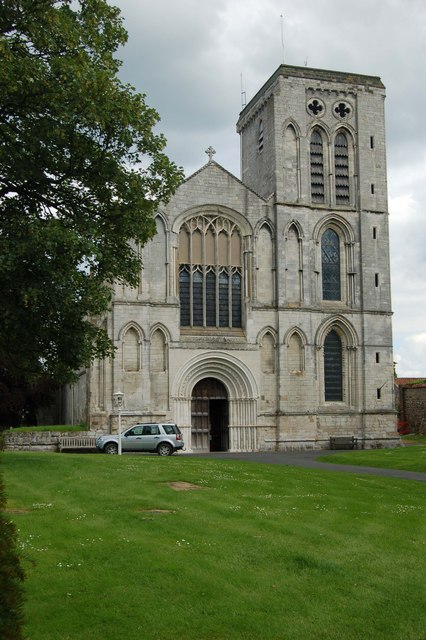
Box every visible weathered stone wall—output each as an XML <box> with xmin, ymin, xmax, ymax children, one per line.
<box><xmin>3</xmin><ymin>431</ymin><xmax>98</xmax><ymax>452</ymax></box>
<box><xmin>62</xmin><ymin>63</ymin><xmax>397</xmax><ymax>452</ymax></box>
<box><xmin>399</xmin><ymin>386</ymin><xmax>426</xmax><ymax>432</ymax></box>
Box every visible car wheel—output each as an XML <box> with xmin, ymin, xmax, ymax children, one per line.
<box><xmin>104</xmin><ymin>442</ymin><xmax>118</xmax><ymax>455</ymax></box>
<box><xmin>157</xmin><ymin>442</ymin><xmax>173</xmax><ymax>456</ymax></box>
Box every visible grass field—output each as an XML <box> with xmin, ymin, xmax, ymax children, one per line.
<box><xmin>4</xmin><ymin>425</ymin><xmax>87</xmax><ymax>433</ymax></box>
<box><xmin>402</xmin><ymin>434</ymin><xmax>426</xmax><ymax>445</ymax></box>
<box><xmin>2</xmin><ymin>451</ymin><xmax>426</xmax><ymax>640</ymax></box>
<box><xmin>318</xmin><ymin>445</ymin><xmax>426</xmax><ymax>472</ymax></box>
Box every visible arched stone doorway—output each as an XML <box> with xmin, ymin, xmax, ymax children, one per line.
<box><xmin>191</xmin><ymin>378</ymin><xmax>229</xmax><ymax>452</ymax></box>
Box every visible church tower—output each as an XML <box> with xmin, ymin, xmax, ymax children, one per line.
<box><xmin>237</xmin><ymin>65</ymin><xmax>394</xmax><ymax>445</ymax></box>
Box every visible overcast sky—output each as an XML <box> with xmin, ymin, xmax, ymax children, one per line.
<box><xmin>113</xmin><ymin>0</ymin><xmax>426</xmax><ymax>378</ymax></box>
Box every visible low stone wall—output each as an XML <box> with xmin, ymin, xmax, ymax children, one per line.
<box><xmin>3</xmin><ymin>431</ymin><xmax>99</xmax><ymax>452</ymax></box>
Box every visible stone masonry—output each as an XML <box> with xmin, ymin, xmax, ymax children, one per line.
<box><xmin>64</xmin><ymin>64</ymin><xmax>399</xmax><ymax>452</ymax></box>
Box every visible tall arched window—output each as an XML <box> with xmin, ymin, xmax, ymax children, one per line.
<box><xmin>286</xmin><ymin>223</ymin><xmax>303</xmax><ymax>303</ymax></box>
<box><xmin>310</xmin><ymin>130</ymin><xmax>325</xmax><ymax>203</ymax></box>
<box><xmin>334</xmin><ymin>132</ymin><xmax>350</xmax><ymax>204</ymax></box>
<box><xmin>261</xmin><ymin>332</ymin><xmax>275</xmax><ymax>374</ymax></box>
<box><xmin>288</xmin><ymin>332</ymin><xmax>303</xmax><ymax>373</ymax></box>
<box><xmin>321</xmin><ymin>229</ymin><xmax>340</xmax><ymax>300</ymax></box>
<box><xmin>150</xmin><ymin>328</ymin><xmax>168</xmax><ymax>410</ymax></box>
<box><xmin>324</xmin><ymin>330</ymin><xmax>342</xmax><ymax>401</ymax></box>
<box><xmin>283</xmin><ymin>124</ymin><xmax>299</xmax><ymax>201</ymax></box>
<box><xmin>151</xmin><ymin>329</ymin><xmax>166</xmax><ymax>372</ymax></box>
<box><xmin>122</xmin><ymin>327</ymin><xmax>140</xmax><ymax>371</ymax></box>
<box><xmin>178</xmin><ymin>215</ymin><xmax>242</xmax><ymax>329</ymax></box>
<box><xmin>260</xmin><ymin>331</ymin><xmax>276</xmax><ymax>410</ymax></box>
<box><xmin>256</xmin><ymin>224</ymin><xmax>274</xmax><ymax>304</ymax></box>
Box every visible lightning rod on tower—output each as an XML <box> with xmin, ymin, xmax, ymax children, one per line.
<box><xmin>240</xmin><ymin>73</ymin><xmax>246</xmax><ymax>108</ymax></box>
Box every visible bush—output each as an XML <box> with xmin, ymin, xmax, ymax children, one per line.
<box><xmin>0</xmin><ymin>436</ymin><xmax>25</xmax><ymax>639</ymax></box>
<box><xmin>397</xmin><ymin>420</ymin><xmax>411</xmax><ymax>435</ymax></box>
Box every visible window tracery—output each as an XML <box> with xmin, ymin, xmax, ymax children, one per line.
<box><xmin>178</xmin><ymin>215</ymin><xmax>242</xmax><ymax>329</ymax></box>
<box><xmin>307</xmin><ymin>98</ymin><xmax>325</xmax><ymax>117</ymax></box>
<box><xmin>321</xmin><ymin>228</ymin><xmax>341</xmax><ymax>301</ymax></box>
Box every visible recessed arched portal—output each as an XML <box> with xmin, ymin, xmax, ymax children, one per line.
<box><xmin>191</xmin><ymin>378</ymin><xmax>229</xmax><ymax>452</ymax></box>
<box><xmin>172</xmin><ymin>351</ymin><xmax>259</xmax><ymax>452</ymax></box>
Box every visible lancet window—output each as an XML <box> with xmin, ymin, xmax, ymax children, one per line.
<box><xmin>321</xmin><ymin>228</ymin><xmax>341</xmax><ymax>301</ymax></box>
<box><xmin>310</xmin><ymin>130</ymin><xmax>325</xmax><ymax>203</ymax></box>
<box><xmin>324</xmin><ymin>330</ymin><xmax>343</xmax><ymax>401</ymax></box>
<box><xmin>334</xmin><ymin>132</ymin><xmax>350</xmax><ymax>204</ymax></box>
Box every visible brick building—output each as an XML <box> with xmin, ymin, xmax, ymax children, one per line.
<box><xmin>64</xmin><ymin>64</ymin><xmax>398</xmax><ymax>451</ymax></box>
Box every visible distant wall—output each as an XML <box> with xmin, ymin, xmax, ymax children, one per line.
<box><xmin>397</xmin><ymin>385</ymin><xmax>426</xmax><ymax>433</ymax></box>
<box><xmin>4</xmin><ymin>431</ymin><xmax>96</xmax><ymax>452</ymax></box>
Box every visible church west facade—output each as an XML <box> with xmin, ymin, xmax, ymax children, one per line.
<box><xmin>64</xmin><ymin>64</ymin><xmax>398</xmax><ymax>451</ymax></box>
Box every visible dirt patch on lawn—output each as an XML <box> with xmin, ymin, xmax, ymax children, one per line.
<box><xmin>167</xmin><ymin>481</ymin><xmax>205</xmax><ymax>491</ymax></box>
<box><xmin>137</xmin><ymin>508</ymin><xmax>176</xmax><ymax>514</ymax></box>
<box><xmin>5</xmin><ymin>508</ymin><xmax>30</xmax><ymax>514</ymax></box>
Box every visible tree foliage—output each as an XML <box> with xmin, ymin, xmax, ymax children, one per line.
<box><xmin>0</xmin><ymin>0</ymin><xmax>184</xmax><ymax>387</ymax></box>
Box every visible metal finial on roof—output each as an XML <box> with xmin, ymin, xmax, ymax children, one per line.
<box><xmin>205</xmin><ymin>146</ymin><xmax>216</xmax><ymax>162</ymax></box>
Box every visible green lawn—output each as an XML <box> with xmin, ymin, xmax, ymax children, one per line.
<box><xmin>318</xmin><ymin>445</ymin><xmax>426</xmax><ymax>472</ymax></box>
<box><xmin>3</xmin><ymin>424</ymin><xmax>87</xmax><ymax>433</ymax></box>
<box><xmin>2</xmin><ymin>452</ymin><xmax>426</xmax><ymax>640</ymax></box>
<box><xmin>402</xmin><ymin>433</ymin><xmax>426</xmax><ymax>445</ymax></box>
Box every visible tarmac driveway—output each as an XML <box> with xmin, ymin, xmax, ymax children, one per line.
<box><xmin>188</xmin><ymin>449</ymin><xmax>426</xmax><ymax>483</ymax></box>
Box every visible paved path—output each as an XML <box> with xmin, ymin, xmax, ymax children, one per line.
<box><xmin>188</xmin><ymin>449</ymin><xmax>426</xmax><ymax>483</ymax></box>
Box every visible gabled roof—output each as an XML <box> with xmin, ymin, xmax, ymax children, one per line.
<box><xmin>184</xmin><ymin>160</ymin><xmax>268</xmax><ymax>202</ymax></box>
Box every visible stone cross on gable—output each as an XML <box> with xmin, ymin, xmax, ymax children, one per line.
<box><xmin>205</xmin><ymin>146</ymin><xmax>216</xmax><ymax>162</ymax></box>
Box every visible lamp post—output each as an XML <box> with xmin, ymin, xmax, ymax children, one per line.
<box><xmin>113</xmin><ymin>392</ymin><xmax>124</xmax><ymax>455</ymax></box>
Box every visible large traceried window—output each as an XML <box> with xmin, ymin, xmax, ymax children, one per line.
<box><xmin>179</xmin><ymin>215</ymin><xmax>242</xmax><ymax>329</ymax></box>
<box><xmin>324</xmin><ymin>330</ymin><xmax>343</xmax><ymax>401</ymax></box>
<box><xmin>321</xmin><ymin>228</ymin><xmax>341</xmax><ymax>300</ymax></box>
<box><xmin>310</xmin><ymin>129</ymin><xmax>325</xmax><ymax>204</ymax></box>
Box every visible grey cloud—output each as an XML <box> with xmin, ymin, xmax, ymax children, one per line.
<box><xmin>113</xmin><ymin>0</ymin><xmax>426</xmax><ymax>375</ymax></box>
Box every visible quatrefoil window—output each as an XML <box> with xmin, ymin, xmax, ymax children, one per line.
<box><xmin>333</xmin><ymin>101</ymin><xmax>352</xmax><ymax>119</ymax></box>
<box><xmin>307</xmin><ymin>98</ymin><xmax>325</xmax><ymax>117</ymax></box>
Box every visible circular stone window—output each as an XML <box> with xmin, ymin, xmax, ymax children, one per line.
<box><xmin>333</xmin><ymin>100</ymin><xmax>353</xmax><ymax>120</ymax></box>
<box><xmin>307</xmin><ymin>97</ymin><xmax>325</xmax><ymax>117</ymax></box>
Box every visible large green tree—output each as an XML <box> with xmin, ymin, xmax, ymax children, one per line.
<box><xmin>0</xmin><ymin>0</ymin><xmax>183</xmax><ymax>394</ymax></box>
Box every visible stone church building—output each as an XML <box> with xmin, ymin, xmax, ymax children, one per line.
<box><xmin>64</xmin><ymin>64</ymin><xmax>398</xmax><ymax>451</ymax></box>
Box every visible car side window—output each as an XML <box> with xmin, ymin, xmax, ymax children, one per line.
<box><xmin>142</xmin><ymin>425</ymin><xmax>160</xmax><ymax>436</ymax></box>
<box><xmin>127</xmin><ymin>426</ymin><xmax>144</xmax><ymax>436</ymax></box>
<box><xmin>163</xmin><ymin>424</ymin><xmax>176</xmax><ymax>435</ymax></box>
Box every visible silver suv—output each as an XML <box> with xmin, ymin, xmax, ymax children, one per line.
<box><xmin>96</xmin><ymin>423</ymin><xmax>184</xmax><ymax>456</ymax></box>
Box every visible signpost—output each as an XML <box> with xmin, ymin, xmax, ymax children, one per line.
<box><xmin>113</xmin><ymin>392</ymin><xmax>125</xmax><ymax>455</ymax></box>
